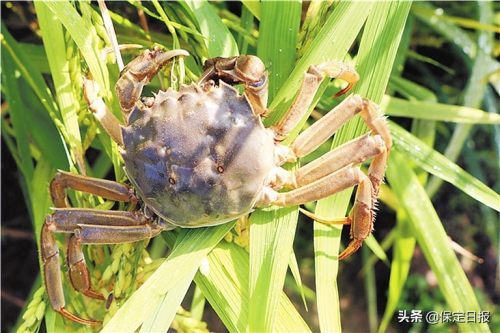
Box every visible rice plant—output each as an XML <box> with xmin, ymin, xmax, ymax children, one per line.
<box><xmin>2</xmin><ymin>1</ymin><xmax>498</xmax><ymax>332</ymax></box>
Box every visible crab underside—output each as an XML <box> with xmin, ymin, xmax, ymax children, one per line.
<box><xmin>41</xmin><ymin>48</ymin><xmax>392</xmax><ymax>325</ymax></box>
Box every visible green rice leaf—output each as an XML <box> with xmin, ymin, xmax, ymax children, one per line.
<box><xmin>138</xmin><ymin>269</ymin><xmax>195</xmax><ymax>333</ymax></box>
<box><xmin>249</xmin><ymin>208</ymin><xmax>299</xmax><ymax>332</ymax></box>
<box><xmin>383</xmin><ymin>96</ymin><xmax>500</xmax><ymax>124</ymax></box>
<box><xmin>378</xmin><ymin>210</ymin><xmax>416</xmax><ymax>333</ymax></box>
<box><xmin>365</xmin><ymin>235</ymin><xmax>389</xmax><ymax>266</ymax></box>
<box><xmin>189</xmin><ymin>285</ymin><xmax>205</xmax><ymax>321</ymax></box>
<box><xmin>43</xmin><ymin>1</ymin><xmax>110</xmax><ymax>97</ymax></box>
<box><xmin>412</xmin><ymin>2</ymin><xmax>500</xmax><ymax>33</ymax></box>
<box><xmin>248</xmin><ymin>2</ymin><xmax>302</xmax><ymax>332</ymax></box>
<box><xmin>35</xmin><ymin>2</ymin><xmax>84</xmax><ymax>172</ymax></box>
<box><xmin>390</xmin><ymin>122</ymin><xmax>500</xmax><ymax>212</ymax></box>
<box><xmin>19</xmin><ymin>42</ymin><xmax>50</xmax><ymax>73</ymax></box>
<box><xmin>1</xmin><ymin>44</ymin><xmax>35</xmax><ymax>184</ymax></box>
<box><xmin>389</xmin><ymin>76</ymin><xmax>437</xmax><ymax>102</ymax></box>
<box><xmin>194</xmin><ymin>241</ymin><xmax>311</xmax><ymax>332</ymax></box>
<box><xmin>362</xmin><ymin>246</ymin><xmax>378</xmax><ymax>333</ymax></box>
<box><xmin>289</xmin><ymin>250</ymin><xmax>308</xmax><ymax>311</ymax></box>
<box><xmin>1</xmin><ymin>23</ymin><xmax>62</xmax><ymax>127</ymax></box>
<box><xmin>184</xmin><ymin>0</ymin><xmax>238</xmax><ymax>57</ymax></box>
<box><xmin>257</xmin><ymin>1</ymin><xmax>301</xmax><ymax>100</ymax></box>
<box><xmin>387</xmin><ymin>151</ymin><xmax>490</xmax><ymax>333</ymax></box>
<box><xmin>102</xmin><ymin>224</ymin><xmax>233</xmax><ymax>333</ymax></box>
<box><xmin>29</xmin><ymin>160</ymin><xmax>54</xmax><ymax>246</ymax></box>
<box><xmin>412</xmin><ymin>2</ymin><xmax>477</xmax><ymax>59</ymax></box>
<box><xmin>241</xmin><ymin>1</ymin><xmax>260</xmax><ymax>21</ymax></box>
<box><xmin>266</xmin><ymin>2</ymin><xmax>374</xmax><ymax>125</ymax></box>
<box><xmin>312</xmin><ymin>3</ymin><xmax>412</xmax><ymax>332</ymax></box>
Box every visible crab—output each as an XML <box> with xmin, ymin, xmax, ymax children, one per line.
<box><xmin>41</xmin><ymin>48</ymin><xmax>392</xmax><ymax>325</ymax></box>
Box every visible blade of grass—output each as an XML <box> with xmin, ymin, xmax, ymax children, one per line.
<box><xmin>414</xmin><ymin>1</ymin><xmax>495</xmax><ymax>198</ymax></box>
<box><xmin>1</xmin><ymin>47</ymin><xmax>35</xmax><ymax>184</ymax></box>
<box><xmin>241</xmin><ymin>1</ymin><xmax>260</xmax><ymax>21</ymax></box>
<box><xmin>190</xmin><ymin>285</ymin><xmax>205</xmax><ymax>321</ymax></box>
<box><xmin>139</xmin><ymin>268</ymin><xmax>196</xmax><ymax>333</ymax></box>
<box><xmin>35</xmin><ymin>2</ymin><xmax>84</xmax><ymax>172</ymax></box>
<box><xmin>19</xmin><ymin>42</ymin><xmax>50</xmax><ymax>73</ymax></box>
<box><xmin>265</xmin><ymin>2</ymin><xmax>374</xmax><ymax>125</ymax></box>
<box><xmin>1</xmin><ymin>32</ymin><xmax>69</xmax><ymax>172</ymax></box>
<box><xmin>365</xmin><ymin>235</ymin><xmax>389</xmax><ymax>266</ymax></box>
<box><xmin>387</xmin><ymin>151</ymin><xmax>490</xmax><ymax>333</ymax></box>
<box><xmin>21</xmin><ymin>84</ymin><xmax>69</xmax><ymax>171</ymax></box>
<box><xmin>362</xmin><ymin>246</ymin><xmax>378</xmax><ymax>333</ymax></box>
<box><xmin>390</xmin><ymin>122</ymin><xmax>500</xmax><ymax>212</ymax></box>
<box><xmin>389</xmin><ymin>76</ymin><xmax>437</xmax><ymax>102</ymax></box>
<box><xmin>248</xmin><ymin>208</ymin><xmax>299</xmax><ymax>332</ymax></box>
<box><xmin>30</xmin><ymin>161</ymin><xmax>54</xmax><ymax>253</ymax></box>
<box><xmin>43</xmin><ymin>1</ymin><xmax>110</xmax><ymax>98</ymax></box>
<box><xmin>184</xmin><ymin>0</ymin><xmax>238</xmax><ymax>57</ymax></box>
<box><xmin>192</xmin><ymin>241</ymin><xmax>311</xmax><ymax>332</ymax></box>
<box><xmin>1</xmin><ymin>24</ymin><xmax>64</xmax><ymax>133</ymax></box>
<box><xmin>256</xmin><ymin>1</ymin><xmax>301</xmax><ymax>100</ymax></box>
<box><xmin>248</xmin><ymin>2</ymin><xmax>301</xmax><ymax>332</ymax></box>
<box><xmin>102</xmin><ymin>224</ymin><xmax>234</xmax><ymax>333</ymax></box>
<box><xmin>237</xmin><ymin>5</ymin><xmax>253</xmax><ymax>54</ymax></box>
<box><xmin>406</xmin><ymin>50</ymin><xmax>455</xmax><ymax>75</ymax></box>
<box><xmin>382</xmin><ymin>96</ymin><xmax>500</xmax><ymax>124</ymax></box>
<box><xmin>313</xmin><ymin>3</ymin><xmax>412</xmax><ymax>331</ymax></box>
<box><xmin>289</xmin><ymin>250</ymin><xmax>308</xmax><ymax>311</ymax></box>
<box><xmin>378</xmin><ymin>210</ymin><xmax>416</xmax><ymax>333</ymax></box>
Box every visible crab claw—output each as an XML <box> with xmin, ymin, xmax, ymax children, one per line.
<box><xmin>199</xmin><ymin>55</ymin><xmax>269</xmax><ymax>115</ymax></box>
<box><xmin>116</xmin><ymin>48</ymin><xmax>189</xmax><ymax>113</ymax></box>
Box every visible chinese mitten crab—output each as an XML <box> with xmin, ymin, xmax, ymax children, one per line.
<box><xmin>41</xmin><ymin>48</ymin><xmax>391</xmax><ymax>324</ymax></box>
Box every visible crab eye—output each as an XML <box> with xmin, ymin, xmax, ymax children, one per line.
<box><xmin>250</xmin><ymin>76</ymin><xmax>267</xmax><ymax>88</ymax></box>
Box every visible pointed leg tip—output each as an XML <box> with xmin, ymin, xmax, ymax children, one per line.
<box><xmin>83</xmin><ymin>289</ymin><xmax>106</xmax><ymax>300</ymax></box>
<box><xmin>333</xmin><ymin>82</ymin><xmax>355</xmax><ymax>98</ymax></box>
<box><xmin>299</xmin><ymin>208</ymin><xmax>352</xmax><ymax>225</ymax></box>
<box><xmin>59</xmin><ymin>308</ymin><xmax>102</xmax><ymax>326</ymax></box>
<box><xmin>338</xmin><ymin>240</ymin><xmax>363</xmax><ymax>260</ymax></box>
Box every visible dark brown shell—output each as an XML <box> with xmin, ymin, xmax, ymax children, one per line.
<box><xmin>121</xmin><ymin>82</ymin><xmax>275</xmax><ymax>227</ymax></box>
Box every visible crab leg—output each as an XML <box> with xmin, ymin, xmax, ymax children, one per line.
<box><xmin>290</xmin><ymin>95</ymin><xmax>364</xmax><ymax>157</ymax></box>
<box><xmin>272</xmin><ymin>61</ymin><xmax>359</xmax><ymax>141</ymax></box>
<box><xmin>43</xmin><ymin>171</ymin><xmax>143</xmax><ymax>324</ymax></box>
<box><xmin>271</xmin><ymin>134</ymin><xmax>386</xmax><ymax>189</ymax></box>
<box><xmin>42</xmin><ymin>209</ymin><xmax>156</xmax><ymax>325</ymax></box>
<box><xmin>83</xmin><ymin>78</ymin><xmax>124</xmax><ymax>146</ymax></box>
<box><xmin>269</xmin><ymin>95</ymin><xmax>391</xmax><ymax>259</ymax></box>
<box><xmin>291</xmin><ymin>95</ymin><xmax>392</xmax><ymax>195</ymax></box>
<box><xmin>295</xmin><ymin>134</ymin><xmax>385</xmax><ymax>187</ymax></box>
<box><xmin>260</xmin><ymin>167</ymin><xmax>361</xmax><ymax>207</ymax></box>
<box><xmin>67</xmin><ymin>235</ymin><xmax>104</xmax><ymax>300</ymax></box>
<box><xmin>50</xmin><ymin>170</ymin><xmax>138</xmax><ymax>208</ymax></box>
<box><xmin>258</xmin><ymin>166</ymin><xmax>374</xmax><ymax>259</ymax></box>
<box><xmin>41</xmin><ymin>220</ymin><xmax>100</xmax><ymax>325</ymax></box>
